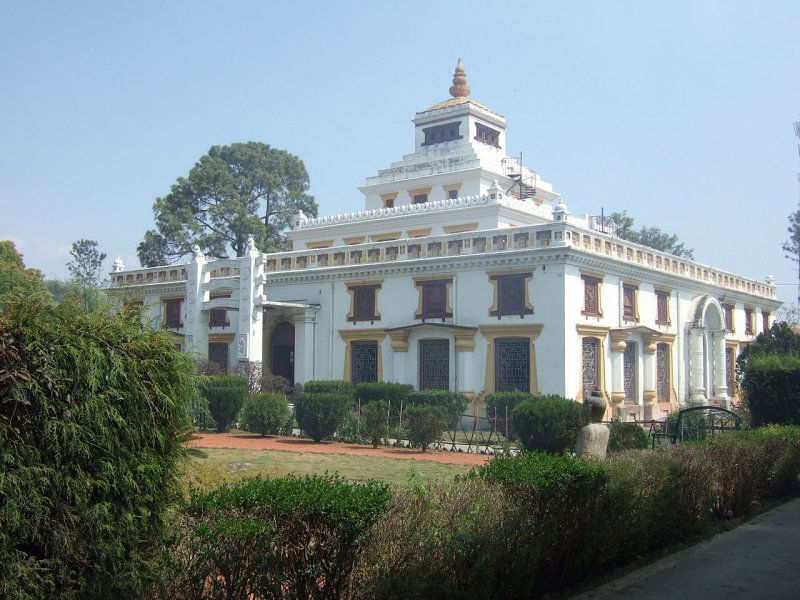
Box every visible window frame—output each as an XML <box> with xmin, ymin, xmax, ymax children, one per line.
<box><xmin>415</xmin><ymin>278</ymin><xmax>453</xmax><ymax>320</ymax></box>
<box><xmin>622</xmin><ymin>284</ymin><xmax>638</xmax><ymax>323</ymax></box>
<box><xmin>347</xmin><ymin>283</ymin><xmax>382</xmax><ymax>323</ymax></box>
<box><xmin>351</xmin><ymin>340</ymin><xmax>379</xmax><ymax>384</ymax></box>
<box><xmin>581</xmin><ymin>274</ymin><xmax>603</xmax><ymax>317</ymax></box>
<box><xmin>164</xmin><ymin>298</ymin><xmax>183</xmax><ymax>329</ymax></box>
<box><xmin>744</xmin><ymin>307</ymin><xmax>754</xmax><ymax>335</ymax></box>
<box><xmin>489</xmin><ymin>272</ymin><xmax>533</xmax><ymax>318</ymax></box>
<box><xmin>655</xmin><ymin>290</ymin><xmax>670</xmax><ymax>326</ymax></box>
<box><xmin>209</xmin><ymin>293</ymin><xmax>231</xmax><ymax>328</ymax></box>
<box><xmin>723</xmin><ymin>304</ymin><xmax>735</xmax><ymax>333</ymax></box>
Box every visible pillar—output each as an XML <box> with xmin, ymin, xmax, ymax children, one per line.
<box><xmin>689</xmin><ymin>327</ymin><xmax>707</xmax><ymax>405</ymax></box>
<box><xmin>388</xmin><ymin>330</ymin><xmax>409</xmax><ymax>386</ymax></box>
<box><xmin>609</xmin><ymin>331</ymin><xmax>627</xmax><ymax>414</ymax></box>
<box><xmin>184</xmin><ymin>246</ymin><xmax>207</xmax><ymax>356</ymax></box>
<box><xmin>236</xmin><ymin>236</ymin><xmax>266</xmax><ymax>367</ymax></box>
<box><xmin>713</xmin><ymin>333</ymin><xmax>729</xmax><ymax>407</ymax></box>
<box><xmin>642</xmin><ymin>333</ymin><xmax>657</xmax><ymax>419</ymax></box>
<box><xmin>293</xmin><ymin>307</ymin><xmax>319</xmax><ymax>384</ymax></box>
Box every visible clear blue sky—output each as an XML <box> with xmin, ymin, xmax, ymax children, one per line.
<box><xmin>2</xmin><ymin>1</ymin><xmax>799</xmax><ymax>305</ymax></box>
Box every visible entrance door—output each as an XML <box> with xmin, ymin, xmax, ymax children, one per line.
<box><xmin>270</xmin><ymin>321</ymin><xmax>295</xmax><ymax>382</ymax></box>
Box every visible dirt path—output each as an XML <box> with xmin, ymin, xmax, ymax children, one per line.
<box><xmin>187</xmin><ymin>432</ymin><xmax>492</xmax><ymax>466</ymax></box>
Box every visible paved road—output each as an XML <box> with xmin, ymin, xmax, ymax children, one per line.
<box><xmin>571</xmin><ymin>497</ymin><xmax>800</xmax><ymax>600</ymax></box>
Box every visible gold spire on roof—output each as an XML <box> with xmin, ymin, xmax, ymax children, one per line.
<box><xmin>448</xmin><ymin>58</ymin><xmax>470</xmax><ymax>98</ymax></box>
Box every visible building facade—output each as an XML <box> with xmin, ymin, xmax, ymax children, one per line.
<box><xmin>109</xmin><ymin>60</ymin><xmax>780</xmax><ymax>420</ymax></box>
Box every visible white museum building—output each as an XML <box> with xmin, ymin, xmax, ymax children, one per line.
<box><xmin>109</xmin><ymin>60</ymin><xmax>780</xmax><ymax>421</ymax></box>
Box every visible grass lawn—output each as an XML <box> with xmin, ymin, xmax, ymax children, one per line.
<box><xmin>184</xmin><ymin>447</ymin><xmax>475</xmax><ymax>489</ymax></box>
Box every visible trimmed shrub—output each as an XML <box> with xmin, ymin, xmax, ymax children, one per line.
<box><xmin>303</xmin><ymin>379</ymin><xmax>355</xmax><ymax>398</ymax></box>
<box><xmin>405</xmin><ymin>405</ymin><xmax>447</xmax><ymax>451</ymax></box>
<box><xmin>198</xmin><ymin>375</ymin><xmax>249</xmax><ymax>432</ymax></box>
<box><xmin>742</xmin><ymin>353</ymin><xmax>800</xmax><ymax>426</ymax></box>
<box><xmin>295</xmin><ymin>391</ymin><xmax>351</xmax><ymax>442</ymax></box>
<box><xmin>0</xmin><ymin>299</ymin><xmax>195</xmax><ymax>599</ymax></box>
<box><xmin>355</xmin><ymin>381</ymin><xmax>413</xmax><ymax>405</ymax></box>
<box><xmin>406</xmin><ymin>389</ymin><xmax>468</xmax><ymax>427</ymax></box>
<box><xmin>240</xmin><ymin>392</ymin><xmax>290</xmax><ymax>437</ymax></box>
<box><xmin>485</xmin><ymin>391</ymin><xmax>533</xmax><ymax>438</ymax></box>
<box><xmin>608</xmin><ymin>421</ymin><xmax>649</xmax><ymax>451</ymax></box>
<box><xmin>512</xmin><ymin>394</ymin><xmax>587</xmax><ymax>454</ymax></box>
<box><xmin>361</xmin><ymin>400</ymin><xmax>389</xmax><ymax>448</ymax></box>
<box><xmin>162</xmin><ymin>475</ymin><xmax>391</xmax><ymax>600</ymax></box>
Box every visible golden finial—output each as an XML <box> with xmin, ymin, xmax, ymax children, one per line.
<box><xmin>449</xmin><ymin>58</ymin><xmax>470</xmax><ymax>98</ymax></box>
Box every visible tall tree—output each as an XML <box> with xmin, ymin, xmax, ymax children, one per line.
<box><xmin>609</xmin><ymin>211</ymin><xmax>694</xmax><ymax>259</ymax></box>
<box><xmin>68</xmin><ymin>239</ymin><xmax>107</xmax><ymax>288</ymax></box>
<box><xmin>781</xmin><ymin>206</ymin><xmax>800</xmax><ymax>305</ymax></box>
<box><xmin>137</xmin><ymin>142</ymin><xmax>317</xmax><ymax>266</ymax></box>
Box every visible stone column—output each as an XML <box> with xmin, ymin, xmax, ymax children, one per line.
<box><xmin>713</xmin><ymin>333</ymin><xmax>729</xmax><ymax>407</ymax></box>
<box><xmin>236</xmin><ymin>237</ymin><xmax>266</xmax><ymax>369</ymax></box>
<box><xmin>293</xmin><ymin>307</ymin><xmax>318</xmax><ymax>384</ymax></box>
<box><xmin>184</xmin><ymin>247</ymin><xmax>207</xmax><ymax>356</ymax></box>
<box><xmin>689</xmin><ymin>327</ymin><xmax>707</xmax><ymax>405</ymax></box>
<box><xmin>609</xmin><ymin>331</ymin><xmax>628</xmax><ymax>416</ymax></box>
<box><xmin>642</xmin><ymin>333</ymin><xmax>657</xmax><ymax>419</ymax></box>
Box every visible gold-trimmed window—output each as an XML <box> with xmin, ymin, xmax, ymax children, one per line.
<box><xmin>622</xmin><ymin>284</ymin><xmax>639</xmax><ymax>323</ymax></box>
<box><xmin>762</xmin><ymin>311</ymin><xmax>770</xmax><ymax>332</ymax></box>
<box><xmin>723</xmin><ymin>304</ymin><xmax>735</xmax><ymax>332</ymax></box>
<box><xmin>581</xmin><ymin>275</ymin><xmax>602</xmax><ymax>317</ymax></box>
<box><xmin>656</xmin><ymin>290</ymin><xmax>670</xmax><ymax>326</ymax></box>
<box><xmin>489</xmin><ymin>272</ymin><xmax>533</xmax><ymax>318</ymax></box>
<box><xmin>347</xmin><ymin>282</ymin><xmax>382</xmax><ymax>323</ymax></box>
<box><xmin>480</xmin><ymin>324</ymin><xmax>543</xmax><ymax>396</ymax></box>
<box><xmin>744</xmin><ymin>307</ymin><xmax>754</xmax><ymax>335</ymax></box>
<box><xmin>414</xmin><ymin>277</ymin><xmax>453</xmax><ymax>320</ymax></box>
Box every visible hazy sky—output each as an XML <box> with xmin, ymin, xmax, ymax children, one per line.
<box><xmin>2</xmin><ymin>1</ymin><xmax>799</xmax><ymax>305</ymax></box>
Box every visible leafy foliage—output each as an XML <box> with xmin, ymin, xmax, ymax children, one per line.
<box><xmin>608</xmin><ymin>421</ymin><xmax>649</xmax><ymax>451</ymax></box>
<box><xmin>610</xmin><ymin>210</ymin><xmax>694</xmax><ymax>259</ymax></box>
<box><xmin>163</xmin><ymin>475</ymin><xmax>391</xmax><ymax>600</ymax></box>
<box><xmin>741</xmin><ymin>353</ymin><xmax>800</xmax><ymax>427</ymax></box>
<box><xmin>360</xmin><ymin>400</ymin><xmax>389</xmax><ymax>448</ymax></box>
<box><xmin>198</xmin><ymin>375</ymin><xmax>249</xmax><ymax>432</ymax></box>
<box><xmin>67</xmin><ymin>238</ymin><xmax>106</xmax><ymax>287</ymax></box>
<box><xmin>485</xmin><ymin>391</ymin><xmax>533</xmax><ymax>438</ymax></box>
<box><xmin>355</xmin><ymin>382</ymin><xmax>413</xmax><ymax>405</ymax></box>
<box><xmin>240</xmin><ymin>392</ymin><xmax>290</xmax><ymax>437</ymax></box>
<box><xmin>405</xmin><ymin>405</ymin><xmax>447</xmax><ymax>452</ymax></box>
<box><xmin>294</xmin><ymin>391</ymin><xmax>351</xmax><ymax>442</ymax></box>
<box><xmin>512</xmin><ymin>394</ymin><xmax>588</xmax><ymax>454</ymax></box>
<box><xmin>406</xmin><ymin>389</ymin><xmax>468</xmax><ymax>427</ymax></box>
<box><xmin>137</xmin><ymin>142</ymin><xmax>318</xmax><ymax>265</ymax></box>
<box><xmin>737</xmin><ymin>322</ymin><xmax>800</xmax><ymax>377</ymax></box>
<box><xmin>303</xmin><ymin>379</ymin><xmax>355</xmax><ymax>397</ymax></box>
<box><xmin>0</xmin><ymin>240</ymin><xmax>49</xmax><ymax>308</ymax></box>
<box><xmin>0</xmin><ymin>298</ymin><xmax>195</xmax><ymax>599</ymax></box>
<box><xmin>782</xmin><ymin>205</ymin><xmax>800</xmax><ymax>304</ymax></box>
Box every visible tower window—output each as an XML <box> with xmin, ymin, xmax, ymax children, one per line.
<box><xmin>475</xmin><ymin>123</ymin><xmax>500</xmax><ymax>148</ymax></box>
<box><xmin>422</xmin><ymin>122</ymin><xmax>462</xmax><ymax>146</ymax></box>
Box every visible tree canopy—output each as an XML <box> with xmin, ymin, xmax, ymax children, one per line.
<box><xmin>0</xmin><ymin>241</ymin><xmax>49</xmax><ymax>308</ymax></box>
<box><xmin>609</xmin><ymin>211</ymin><xmax>694</xmax><ymax>259</ymax></box>
<box><xmin>67</xmin><ymin>239</ymin><xmax>106</xmax><ymax>287</ymax></box>
<box><xmin>137</xmin><ymin>142</ymin><xmax>317</xmax><ymax>266</ymax></box>
<box><xmin>781</xmin><ymin>205</ymin><xmax>800</xmax><ymax>305</ymax></box>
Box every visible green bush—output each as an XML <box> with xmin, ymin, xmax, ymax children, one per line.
<box><xmin>485</xmin><ymin>391</ymin><xmax>533</xmax><ymax>438</ymax></box>
<box><xmin>742</xmin><ymin>353</ymin><xmax>800</xmax><ymax>426</ymax></box>
<box><xmin>361</xmin><ymin>400</ymin><xmax>389</xmax><ymax>448</ymax></box>
<box><xmin>163</xmin><ymin>475</ymin><xmax>391</xmax><ymax>600</ymax></box>
<box><xmin>303</xmin><ymin>379</ymin><xmax>355</xmax><ymax>398</ymax></box>
<box><xmin>406</xmin><ymin>389</ymin><xmax>468</xmax><ymax>427</ymax></box>
<box><xmin>0</xmin><ymin>299</ymin><xmax>195</xmax><ymax>599</ymax></box>
<box><xmin>608</xmin><ymin>421</ymin><xmax>649</xmax><ymax>451</ymax></box>
<box><xmin>355</xmin><ymin>381</ymin><xmax>413</xmax><ymax>405</ymax></box>
<box><xmin>198</xmin><ymin>375</ymin><xmax>249</xmax><ymax>432</ymax></box>
<box><xmin>512</xmin><ymin>394</ymin><xmax>587</xmax><ymax>454</ymax></box>
<box><xmin>240</xmin><ymin>392</ymin><xmax>290</xmax><ymax>437</ymax></box>
<box><xmin>405</xmin><ymin>405</ymin><xmax>447</xmax><ymax>451</ymax></box>
<box><xmin>295</xmin><ymin>391</ymin><xmax>351</xmax><ymax>442</ymax></box>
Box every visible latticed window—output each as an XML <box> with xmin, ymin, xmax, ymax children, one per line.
<box><xmin>762</xmin><ymin>311</ymin><xmax>770</xmax><ymax>332</ymax></box>
<box><xmin>723</xmin><ymin>304</ymin><xmax>734</xmax><ymax>332</ymax></box>
<box><xmin>581</xmin><ymin>337</ymin><xmax>600</xmax><ymax>399</ymax></box>
<box><xmin>744</xmin><ymin>308</ymin><xmax>754</xmax><ymax>335</ymax></box>
<box><xmin>582</xmin><ymin>276</ymin><xmax>601</xmax><ymax>317</ymax></box>
<box><xmin>656</xmin><ymin>343</ymin><xmax>670</xmax><ymax>402</ymax></box>
<box><xmin>624</xmin><ymin>342</ymin><xmax>637</xmax><ymax>403</ymax></box>
<box><xmin>656</xmin><ymin>290</ymin><xmax>669</xmax><ymax>325</ymax></box>
<box><xmin>165</xmin><ymin>299</ymin><xmax>182</xmax><ymax>328</ymax></box>
<box><xmin>208</xmin><ymin>342</ymin><xmax>228</xmax><ymax>373</ymax></box>
<box><xmin>351</xmin><ymin>341</ymin><xmax>378</xmax><ymax>384</ymax></box>
<box><xmin>622</xmin><ymin>285</ymin><xmax>637</xmax><ymax>321</ymax></box>
<box><xmin>491</xmin><ymin>273</ymin><xmax>533</xmax><ymax>317</ymax></box>
<box><xmin>419</xmin><ymin>339</ymin><xmax>449</xmax><ymax>390</ymax></box>
<box><xmin>495</xmin><ymin>338</ymin><xmax>530</xmax><ymax>392</ymax></box>
<box><xmin>416</xmin><ymin>279</ymin><xmax>452</xmax><ymax>320</ymax></box>
<box><xmin>349</xmin><ymin>285</ymin><xmax>380</xmax><ymax>322</ymax></box>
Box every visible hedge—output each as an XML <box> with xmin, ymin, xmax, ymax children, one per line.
<box><xmin>485</xmin><ymin>391</ymin><xmax>533</xmax><ymax>438</ymax></box>
<box><xmin>512</xmin><ymin>394</ymin><xmax>587</xmax><ymax>454</ymax></box>
<box><xmin>303</xmin><ymin>380</ymin><xmax>355</xmax><ymax>398</ymax></box>
<box><xmin>294</xmin><ymin>391</ymin><xmax>351</xmax><ymax>442</ymax></box>
<box><xmin>240</xmin><ymin>392</ymin><xmax>290</xmax><ymax>437</ymax></box>
<box><xmin>354</xmin><ymin>382</ymin><xmax>413</xmax><ymax>406</ymax></box>
<box><xmin>406</xmin><ymin>389</ymin><xmax>468</xmax><ymax>427</ymax></box>
<box><xmin>741</xmin><ymin>353</ymin><xmax>800</xmax><ymax>426</ymax></box>
<box><xmin>160</xmin><ymin>475</ymin><xmax>391</xmax><ymax>600</ymax></box>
